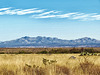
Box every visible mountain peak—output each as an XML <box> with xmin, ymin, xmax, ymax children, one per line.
<box><xmin>78</xmin><ymin>37</ymin><xmax>92</xmax><ymax>40</ymax></box>
<box><xmin>0</xmin><ymin>36</ymin><xmax>100</xmax><ymax>47</ymax></box>
<box><xmin>21</xmin><ymin>36</ymin><xmax>30</xmax><ymax>39</ymax></box>
<box><xmin>82</xmin><ymin>37</ymin><xmax>91</xmax><ymax>39</ymax></box>
<box><xmin>74</xmin><ymin>37</ymin><xmax>99</xmax><ymax>43</ymax></box>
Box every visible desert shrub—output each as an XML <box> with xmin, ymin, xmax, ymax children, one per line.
<box><xmin>18</xmin><ymin>51</ymin><xmax>32</xmax><ymax>54</ymax></box>
<box><xmin>84</xmin><ymin>48</ymin><xmax>94</xmax><ymax>53</ymax></box>
<box><xmin>48</xmin><ymin>48</ymin><xmax>69</xmax><ymax>54</ymax></box>
<box><xmin>80</xmin><ymin>52</ymin><xmax>89</xmax><ymax>56</ymax></box>
<box><xmin>37</xmin><ymin>50</ymin><xmax>48</xmax><ymax>54</ymax></box>
<box><xmin>48</xmin><ymin>49</ymin><xmax>59</xmax><ymax>54</ymax></box>
<box><xmin>23</xmin><ymin>64</ymin><xmax>45</xmax><ymax>75</ymax></box>
<box><xmin>42</xmin><ymin>58</ymin><xmax>57</xmax><ymax>65</ymax></box>
<box><xmin>0</xmin><ymin>52</ymin><xmax>5</xmax><ymax>54</ymax></box>
<box><xmin>18</xmin><ymin>51</ymin><xmax>26</xmax><ymax>54</ymax></box>
<box><xmin>80</xmin><ymin>52</ymin><xmax>100</xmax><ymax>56</ymax></box>
<box><xmin>70</xmin><ymin>48</ymin><xmax>81</xmax><ymax>53</ymax></box>
<box><xmin>42</xmin><ymin>58</ymin><xmax>49</xmax><ymax>65</ymax></box>
<box><xmin>0</xmin><ymin>48</ymin><xmax>99</xmax><ymax>54</ymax></box>
<box><xmin>37</xmin><ymin>48</ymin><xmax>96</xmax><ymax>54</ymax></box>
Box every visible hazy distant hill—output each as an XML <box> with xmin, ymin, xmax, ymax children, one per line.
<box><xmin>0</xmin><ymin>36</ymin><xmax>100</xmax><ymax>47</ymax></box>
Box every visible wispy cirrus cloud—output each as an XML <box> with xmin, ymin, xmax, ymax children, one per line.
<box><xmin>33</xmin><ymin>12</ymin><xmax>100</xmax><ymax>21</ymax></box>
<box><xmin>0</xmin><ymin>7</ymin><xmax>100</xmax><ymax>21</ymax></box>
<box><xmin>0</xmin><ymin>7</ymin><xmax>44</xmax><ymax>15</ymax></box>
<box><xmin>0</xmin><ymin>7</ymin><xmax>11</xmax><ymax>11</ymax></box>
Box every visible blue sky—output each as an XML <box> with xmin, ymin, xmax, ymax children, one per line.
<box><xmin>0</xmin><ymin>0</ymin><xmax>100</xmax><ymax>41</ymax></box>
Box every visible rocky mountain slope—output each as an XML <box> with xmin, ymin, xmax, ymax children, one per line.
<box><xmin>0</xmin><ymin>36</ymin><xmax>100</xmax><ymax>47</ymax></box>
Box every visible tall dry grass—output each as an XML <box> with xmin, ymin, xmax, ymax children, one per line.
<box><xmin>0</xmin><ymin>54</ymin><xmax>99</xmax><ymax>75</ymax></box>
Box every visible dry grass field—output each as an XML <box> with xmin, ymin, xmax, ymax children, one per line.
<box><xmin>0</xmin><ymin>54</ymin><xmax>100</xmax><ymax>75</ymax></box>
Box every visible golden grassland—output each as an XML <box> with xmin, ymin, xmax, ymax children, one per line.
<box><xmin>0</xmin><ymin>54</ymin><xmax>100</xmax><ymax>75</ymax></box>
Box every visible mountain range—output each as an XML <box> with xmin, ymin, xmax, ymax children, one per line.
<box><xmin>0</xmin><ymin>36</ymin><xmax>100</xmax><ymax>47</ymax></box>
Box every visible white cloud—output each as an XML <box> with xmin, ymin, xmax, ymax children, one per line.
<box><xmin>56</xmin><ymin>13</ymin><xmax>77</xmax><ymax>18</ymax></box>
<box><xmin>0</xmin><ymin>7</ymin><xmax>11</xmax><ymax>11</ymax></box>
<box><xmin>0</xmin><ymin>8</ymin><xmax>44</xmax><ymax>15</ymax></box>
<box><xmin>33</xmin><ymin>12</ymin><xmax>100</xmax><ymax>21</ymax></box>
<box><xmin>0</xmin><ymin>7</ymin><xmax>100</xmax><ymax>21</ymax></box>
<box><xmin>32</xmin><ymin>10</ymin><xmax>60</xmax><ymax>18</ymax></box>
<box><xmin>71</xmin><ymin>13</ymin><xmax>100</xmax><ymax>21</ymax></box>
<box><xmin>39</xmin><ymin>11</ymin><xmax>60</xmax><ymax>16</ymax></box>
<box><xmin>34</xmin><ymin>15</ymin><xmax>56</xmax><ymax>18</ymax></box>
<box><xmin>33</xmin><ymin>13</ymin><xmax>77</xmax><ymax>19</ymax></box>
<box><xmin>91</xmin><ymin>15</ymin><xmax>100</xmax><ymax>20</ymax></box>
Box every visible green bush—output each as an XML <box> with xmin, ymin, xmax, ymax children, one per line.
<box><xmin>70</xmin><ymin>48</ymin><xmax>81</xmax><ymax>53</ymax></box>
<box><xmin>37</xmin><ymin>50</ymin><xmax>48</xmax><ymax>54</ymax></box>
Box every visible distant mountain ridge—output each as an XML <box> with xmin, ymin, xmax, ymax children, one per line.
<box><xmin>0</xmin><ymin>36</ymin><xmax>100</xmax><ymax>47</ymax></box>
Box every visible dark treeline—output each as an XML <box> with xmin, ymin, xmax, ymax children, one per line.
<box><xmin>0</xmin><ymin>47</ymin><xmax>100</xmax><ymax>54</ymax></box>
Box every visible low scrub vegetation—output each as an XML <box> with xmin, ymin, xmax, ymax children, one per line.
<box><xmin>0</xmin><ymin>47</ymin><xmax>100</xmax><ymax>54</ymax></box>
<box><xmin>37</xmin><ymin>47</ymin><xmax>100</xmax><ymax>54</ymax></box>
